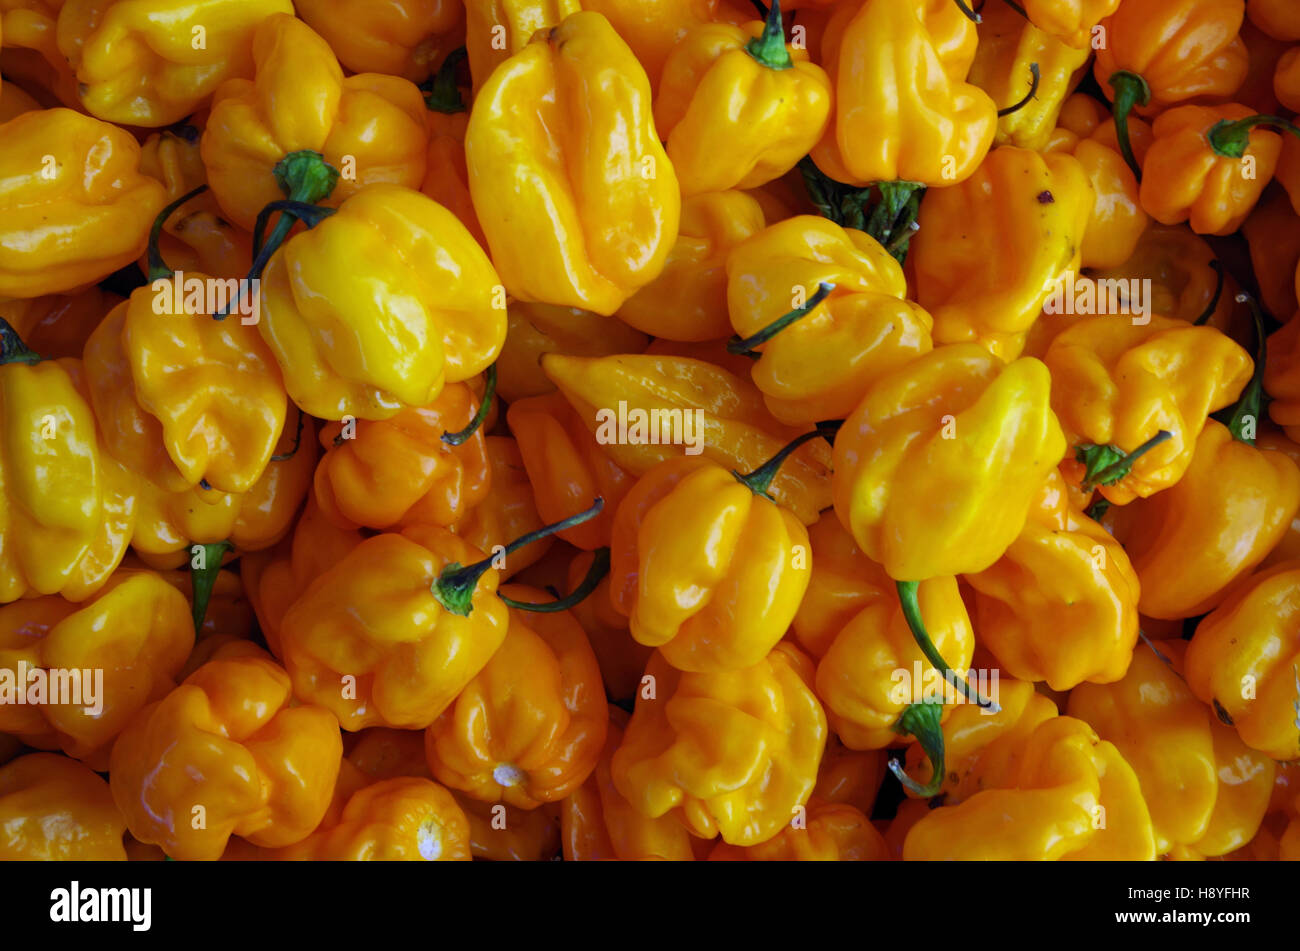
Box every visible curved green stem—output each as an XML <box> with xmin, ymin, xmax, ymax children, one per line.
<box><xmin>1192</xmin><ymin>260</ymin><xmax>1225</xmax><ymax>326</ymax></box>
<box><xmin>432</xmin><ymin>497</ymin><xmax>605</xmax><ymax>616</ymax></box>
<box><xmin>442</xmin><ymin>364</ymin><xmax>496</xmax><ymax>446</ymax></box>
<box><xmin>0</xmin><ymin>316</ymin><xmax>40</xmax><ymax>366</ymax></box>
<box><xmin>727</xmin><ymin>283</ymin><xmax>834</xmax><ymax>355</ymax></box>
<box><xmin>1077</xmin><ymin>430</ymin><xmax>1173</xmax><ymax>490</ymax></box>
<box><xmin>1225</xmin><ymin>293</ymin><xmax>1267</xmax><ymax>446</ymax></box>
<box><xmin>1207</xmin><ymin>115</ymin><xmax>1300</xmax><ymax>159</ymax></box>
<box><xmin>502</xmin><ymin>548</ymin><xmax>611</xmax><ymax>613</ymax></box>
<box><xmin>270</xmin><ymin>407</ymin><xmax>306</xmax><ymax>462</ymax></box>
<box><xmin>952</xmin><ymin>0</ymin><xmax>982</xmax><ymax>23</ymax></box>
<box><xmin>889</xmin><ymin>700</ymin><xmax>947</xmax><ymax>798</ymax></box>
<box><xmin>732</xmin><ymin>429</ymin><xmax>826</xmax><ymax>500</ymax></box>
<box><xmin>422</xmin><ymin>47</ymin><xmax>468</xmax><ymax>113</ymax></box>
<box><xmin>1083</xmin><ymin>496</ymin><xmax>1110</xmax><ymax>524</ymax></box>
<box><xmin>146</xmin><ymin>184</ymin><xmax>209</xmax><ymax>282</ymax></box>
<box><xmin>997</xmin><ymin>63</ymin><xmax>1041</xmax><ymax>117</ymax></box>
<box><xmin>215</xmin><ymin>199</ymin><xmax>336</xmax><ymax>320</ymax></box>
<box><xmin>745</xmin><ymin>0</ymin><xmax>791</xmax><ymax>70</ymax></box>
<box><xmin>190</xmin><ymin>540</ymin><xmax>233</xmax><ymax>635</ymax></box>
<box><xmin>1108</xmin><ymin>71</ymin><xmax>1151</xmax><ymax>180</ymax></box>
<box><xmin>896</xmin><ymin>581</ymin><xmax>998</xmax><ymax>711</ymax></box>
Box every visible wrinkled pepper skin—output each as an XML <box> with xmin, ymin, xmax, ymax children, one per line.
<box><xmin>466</xmin><ymin>11</ymin><xmax>680</xmax><ymax>315</ymax></box>
<box><xmin>727</xmin><ymin>215</ymin><xmax>934</xmax><ymax>425</ymax></box>
<box><xmin>562</xmin><ymin>706</ymin><xmax>702</xmax><ymax>861</ymax></box>
<box><xmin>0</xmin><ymin>1</ymin><xmax>80</xmax><ymax>109</ymax></box>
<box><xmin>813</xmin><ymin>736</ymin><xmax>886</xmax><ymax>816</ymax></box>
<box><xmin>611</xmin><ymin>644</ymin><xmax>827</xmax><ymax>847</ymax></box>
<box><xmin>654</xmin><ymin>16</ymin><xmax>831</xmax><ymax>197</ymax></box>
<box><xmin>463</xmin><ymin>0</ymin><xmax>580</xmax><ymax>93</ymax></box>
<box><xmin>0</xmin><ymin>572</ymin><xmax>193</xmax><ymax>762</ymax></box>
<box><xmin>277</xmin><ymin>524</ymin><xmax>508</xmax><ymax>731</ymax></box>
<box><xmin>810</xmin><ymin>0</ymin><xmax>996</xmax><ymax>187</ymax></box>
<box><xmin>543</xmin><ymin>352</ymin><xmax>834</xmax><ymax>525</ymax></box>
<box><xmin>294</xmin><ymin>0</ymin><xmax>463</xmax><ymax>79</ymax></box>
<box><xmin>0</xmin><ymin>753</ymin><xmax>127</xmax><ymax>860</ymax></box>
<box><xmin>200</xmin><ymin>13</ymin><xmax>429</xmax><ymax>232</ymax></box>
<box><xmin>965</xmin><ymin>470</ymin><xmax>1140</xmax><ymax>691</ymax></box>
<box><xmin>498</xmin><ymin>302</ymin><xmax>648</xmax><ymax>402</ymax></box>
<box><xmin>608</xmin><ymin>455</ymin><xmax>811</xmax><ymax>673</ymax></box>
<box><xmin>1020</xmin><ymin>0</ymin><xmax>1119</xmax><ymax>47</ymax></box>
<box><xmin>911</xmin><ymin>146</ymin><xmax>1094</xmax><ymax>361</ymax></box>
<box><xmin>1185</xmin><ymin>562</ymin><xmax>1300</xmax><ymax>760</ymax></box>
<box><xmin>1069</xmin><ymin>641</ymin><xmax>1275</xmax><ymax>857</ymax></box>
<box><xmin>258</xmin><ymin>184</ymin><xmax>505</xmax><ymax>421</ymax></box>
<box><xmin>507</xmin><ymin>393</ymin><xmax>633</xmax><ymax>550</ymax></box>
<box><xmin>832</xmin><ymin>345</ymin><xmax>1066</xmax><ymax>580</ymax></box>
<box><xmin>1111</xmin><ymin>420</ymin><xmax>1300</xmax><ymax>619</ymax></box>
<box><xmin>581</xmin><ymin>0</ymin><xmax>718</xmax><ymax>87</ymax></box>
<box><xmin>791</xmin><ymin>512</ymin><xmax>892</xmax><ymax>661</ymax></box>
<box><xmin>83</xmin><ymin>280</ymin><xmax>288</xmax><ymax>496</ymax></box>
<box><xmin>708</xmin><ymin>800</ymin><xmax>888</xmax><ymax>861</ymax></box>
<box><xmin>617</xmin><ymin>191</ymin><xmax>766</xmax><ymax>342</ymax></box>
<box><xmin>815</xmin><ymin>569</ymin><xmax>975</xmax><ymax>751</ymax></box>
<box><xmin>567</xmin><ymin>548</ymin><xmax>653</xmax><ymax>703</ymax></box>
<box><xmin>55</xmin><ymin>0</ymin><xmax>293</xmax><ymax>126</ymax></box>
<box><xmin>421</xmin><ymin>100</ymin><xmax>487</xmax><ymax>253</ymax></box>
<box><xmin>1094</xmin><ymin>0</ymin><xmax>1249</xmax><ymax>114</ymax></box>
<box><xmin>449</xmin><ymin>436</ymin><xmax>552</xmax><ymax>580</ymax></box>
<box><xmin>904</xmin><ymin>715</ymin><xmax>1156</xmax><ymax>859</ymax></box>
<box><xmin>1140</xmin><ymin>104</ymin><xmax>1284</xmax><ymax>235</ymax></box>
<box><xmin>109</xmin><ymin>642</ymin><xmax>343</xmax><ymax>861</ymax></box>
<box><xmin>967</xmin><ymin>0</ymin><xmax>1093</xmax><ymax>152</ymax></box>
<box><xmin>0</xmin><ymin>288</ymin><xmax>119</xmax><ymax>362</ymax></box>
<box><xmin>0</xmin><ymin>108</ymin><xmax>166</xmax><ymax>299</ymax></box>
<box><xmin>1267</xmin><ymin>318</ymin><xmax>1300</xmax><ymax>441</ymax></box>
<box><xmin>0</xmin><ymin>355</ymin><xmax>137</xmax><ymax>603</ymax></box>
<box><xmin>1044</xmin><ymin>316</ymin><xmax>1253</xmax><ymax>504</ymax></box>
<box><xmin>314</xmin><ymin>381</ymin><xmax>490</xmax><ymax>532</ymax></box>
<box><xmin>425</xmin><ymin>586</ymin><xmax>607</xmax><ymax>808</ymax></box>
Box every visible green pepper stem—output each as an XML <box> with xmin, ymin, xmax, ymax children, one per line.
<box><xmin>0</xmin><ymin>316</ymin><xmax>40</xmax><ymax>366</ymax></box>
<box><xmin>951</xmin><ymin>0</ymin><xmax>981</xmax><ymax>23</ymax></box>
<box><xmin>215</xmin><ymin>199</ymin><xmax>337</xmax><ymax>319</ymax></box>
<box><xmin>896</xmin><ymin>581</ymin><xmax>998</xmax><ymax>711</ymax></box>
<box><xmin>442</xmin><ymin>364</ymin><xmax>496</xmax><ymax>446</ymax></box>
<box><xmin>733</xmin><ymin>429</ymin><xmax>826</xmax><ymax>500</ymax></box>
<box><xmin>146</xmin><ymin>184</ymin><xmax>209</xmax><ymax>283</ymax></box>
<box><xmin>1206</xmin><ymin>114</ymin><xmax>1300</xmax><ymax>159</ymax></box>
<box><xmin>745</xmin><ymin>0</ymin><xmax>792</xmax><ymax>70</ymax></box>
<box><xmin>727</xmin><ymin>283</ymin><xmax>834</xmax><ymax>355</ymax></box>
<box><xmin>502</xmin><ymin>548</ymin><xmax>611</xmax><ymax>613</ymax></box>
<box><xmin>432</xmin><ymin>497</ymin><xmax>606</xmax><ymax>616</ymax></box>
<box><xmin>1225</xmin><ymin>293</ymin><xmax>1267</xmax><ymax>446</ymax></box>
<box><xmin>997</xmin><ymin>63</ymin><xmax>1041</xmax><ymax>117</ymax></box>
<box><xmin>1079</xmin><ymin>430</ymin><xmax>1173</xmax><ymax>489</ymax></box>
<box><xmin>270</xmin><ymin>407</ymin><xmax>306</xmax><ymax>462</ymax></box>
<box><xmin>1108</xmin><ymin>71</ymin><xmax>1151</xmax><ymax>181</ymax></box>
<box><xmin>1192</xmin><ymin>260</ymin><xmax>1225</xmax><ymax>327</ymax></box>
<box><xmin>999</xmin><ymin>0</ymin><xmax>1029</xmax><ymax>18</ymax></box>
<box><xmin>422</xmin><ymin>47</ymin><xmax>468</xmax><ymax>113</ymax></box>
<box><xmin>190</xmin><ymin>540</ymin><xmax>233</xmax><ymax>635</ymax></box>
<box><xmin>1083</xmin><ymin>496</ymin><xmax>1111</xmax><ymax>523</ymax></box>
<box><xmin>889</xmin><ymin>700</ymin><xmax>947</xmax><ymax>798</ymax></box>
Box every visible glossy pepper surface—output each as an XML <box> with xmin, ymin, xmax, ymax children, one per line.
<box><xmin>449</xmin><ymin>436</ymin><xmax>552</xmax><ymax>580</ymax></box>
<box><xmin>109</xmin><ymin>642</ymin><xmax>343</xmax><ymax>861</ymax></box>
<box><xmin>55</xmin><ymin>0</ymin><xmax>293</xmax><ymax>126</ymax></box>
<box><xmin>294</xmin><ymin>0</ymin><xmax>463</xmax><ymax>79</ymax></box>
<box><xmin>465</xmin><ymin>11</ymin><xmax>680</xmax><ymax>315</ymax></box>
<box><xmin>497</xmin><ymin>302</ymin><xmax>648</xmax><ymax>402</ymax></box>
<box><xmin>611</xmin><ymin>644</ymin><xmax>827</xmax><ymax>847</ymax></box>
<box><xmin>463</xmin><ymin>0</ymin><xmax>580</xmax><ymax>93</ymax></box>
<box><xmin>0</xmin><ymin>108</ymin><xmax>166</xmax><ymax>299</ymax></box>
<box><xmin>1069</xmin><ymin>641</ymin><xmax>1275</xmax><ymax>857</ymax></box>
<box><xmin>831</xmin><ymin>344</ymin><xmax>1066</xmax><ymax>581</ymax></box>
<box><xmin>257</xmin><ymin>184</ymin><xmax>505</xmax><ymax>421</ymax></box>
<box><xmin>0</xmin><ymin>753</ymin><xmax>127</xmax><ymax>860</ymax></box>
<box><xmin>708</xmin><ymin>799</ymin><xmax>888</xmax><ymax>861</ymax></box>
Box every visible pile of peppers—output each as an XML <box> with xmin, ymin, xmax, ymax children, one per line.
<box><xmin>2</xmin><ymin>0</ymin><xmax>1300</xmax><ymax>863</ymax></box>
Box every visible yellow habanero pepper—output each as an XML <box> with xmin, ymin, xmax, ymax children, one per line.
<box><xmin>611</xmin><ymin>644</ymin><xmax>827</xmax><ymax>847</ymax></box>
<box><xmin>0</xmin><ymin>108</ymin><xmax>166</xmax><ymax>299</ymax></box>
<box><xmin>463</xmin><ymin>0</ymin><xmax>580</xmax><ymax>93</ymax></box>
<box><xmin>1277</xmin><ymin>46</ymin><xmax>1300</xmax><ymax>112</ymax></box>
<box><xmin>55</xmin><ymin>0</ymin><xmax>292</xmax><ymax>126</ymax></box>
<box><xmin>654</xmin><ymin>2</ymin><xmax>831</xmax><ymax>198</ymax></box>
<box><xmin>1185</xmin><ymin>561</ymin><xmax>1300</xmax><ymax>760</ymax></box>
<box><xmin>0</xmin><ymin>572</ymin><xmax>193</xmax><ymax>763</ymax></box>
<box><xmin>449</xmin><ymin>436</ymin><xmax>553</xmax><ymax>580</ymax></box>
<box><xmin>294</xmin><ymin>0</ymin><xmax>463</xmax><ymax>79</ymax></box>
<box><xmin>498</xmin><ymin>302</ymin><xmax>649</xmax><ymax>402</ymax></box>
<box><xmin>831</xmin><ymin>344</ymin><xmax>1066</xmax><ymax>581</ymax></box>
<box><xmin>904</xmin><ymin>715</ymin><xmax>1156</xmax><ymax>859</ymax></box>
<box><xmin>0</xmin><ymin>753</ymin><xmax>126</xmax><ymax>860</ymax></box>
<box><xmin>607</xmin><ymin>436</ymin><xmax>815</xmax><ymax>673</ymax></box>
<box><xmin>1242</xmin><ymin>184</ymin><xmax>1300</xmax><ymax>319</ymax></box>
<box><xmin>200</xmin><ymin>13</ymin><xmax>429</xmax><ymax>233</ymax></box>
<box><xmin>581</xmin><ymin>0</ymin><xmax>718</xmax><ymax>88</ymax></box>
<box><xmin>313</xmin><ymin>381</ymin><xmax>490</xmax><ymax>532</ymax></box>
<box><xmin>420</xmin><ymin>50</ymin><xmax>486</xmax><ymax>255</ymax></box>
<box><xmin>1070</xmin><ymin>641</ymin><xmax>1275</xmax><ymax>857</ymax></box>
<box><xmin>0</xmin><ymin>322</ymin><xmax>137</xmax><ymax>603</ymax></box>
<box><xmin>708</xmin><ymin>799</ymin><xmax>888</xmax><ymax>861</ymax></box>
<box><xmin>0</xmin><ymin>1</ymin><xmax>79</xmax><ymax>109</ymax></box>
<box><xmin>1267</xmin><ymin>317</ymin><xmax>1300</xmax><ymax>441</ymax></box>
<box><xmin>726</xmin><ymin>215</ymin><xmax>934</xmax><ymax>425</ymax></box>
<box><xmin>1247</xmin><ymin>0</ymin><xmax>1300</xmax><ymax>42</ymax></box>
<box><xmin>810</xmin><ymin>0</ymin><xmax>997</xmax><ymax>188</ymax></box>
<box><xmin>543</xmin><ymin>351</ymin><xmax>834</xmax><ymax>525</ymax></box>
<box><xmin>0</xmin><ymin>286</ymin><xmax>117</xmax><ymax>364</ymax></box>
<box><xmin>109</xmin><ymin>642</ymin><xmax>343</xmax><ymax>861</ymax></box>
<box><xmin>466</xmin><ymin>11</ymin><xmax>679</xmax><ymax>315</ymax></box>
<box><xmin>616</xmin><ymin>191</ymin><xmax>766</xmax><ymax>342</ymax></box>
<box><xmin>964</xmin><ymin>469</ymin><xmax>1140</xmax><ymax>690</ymax></box>
<box><xmin>257</xmin><ymin>183</ymin><xmax>505</xmax><ymax>421</ymax></box>
<box><xmin>424</xmin><ymin>585</ymin><xmax>607</xmax><ymax>808</ymax></box>
<box><xmin>791</xmin><ymin>512</ymin><xmax>894</xmax><ymax>661</ymax></box>
<box><xmin>1044</xmin><ymin>315</ymin><xmax>1253</xmax><ymax>505</ymax></box>
<box><xmin>1015</xmin><ymin>0</ymin><xmax>1119</xmax><ymax>47</ymax></box>
<box><xmin>910</xmin><ymin>145</ymin><xmax>1095</xmax><ymax>361</ymax></box>
<box><xmin>566</xmin><ymin>549</ymin><xmax>653</xmax><ymax>703</ymax></box>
